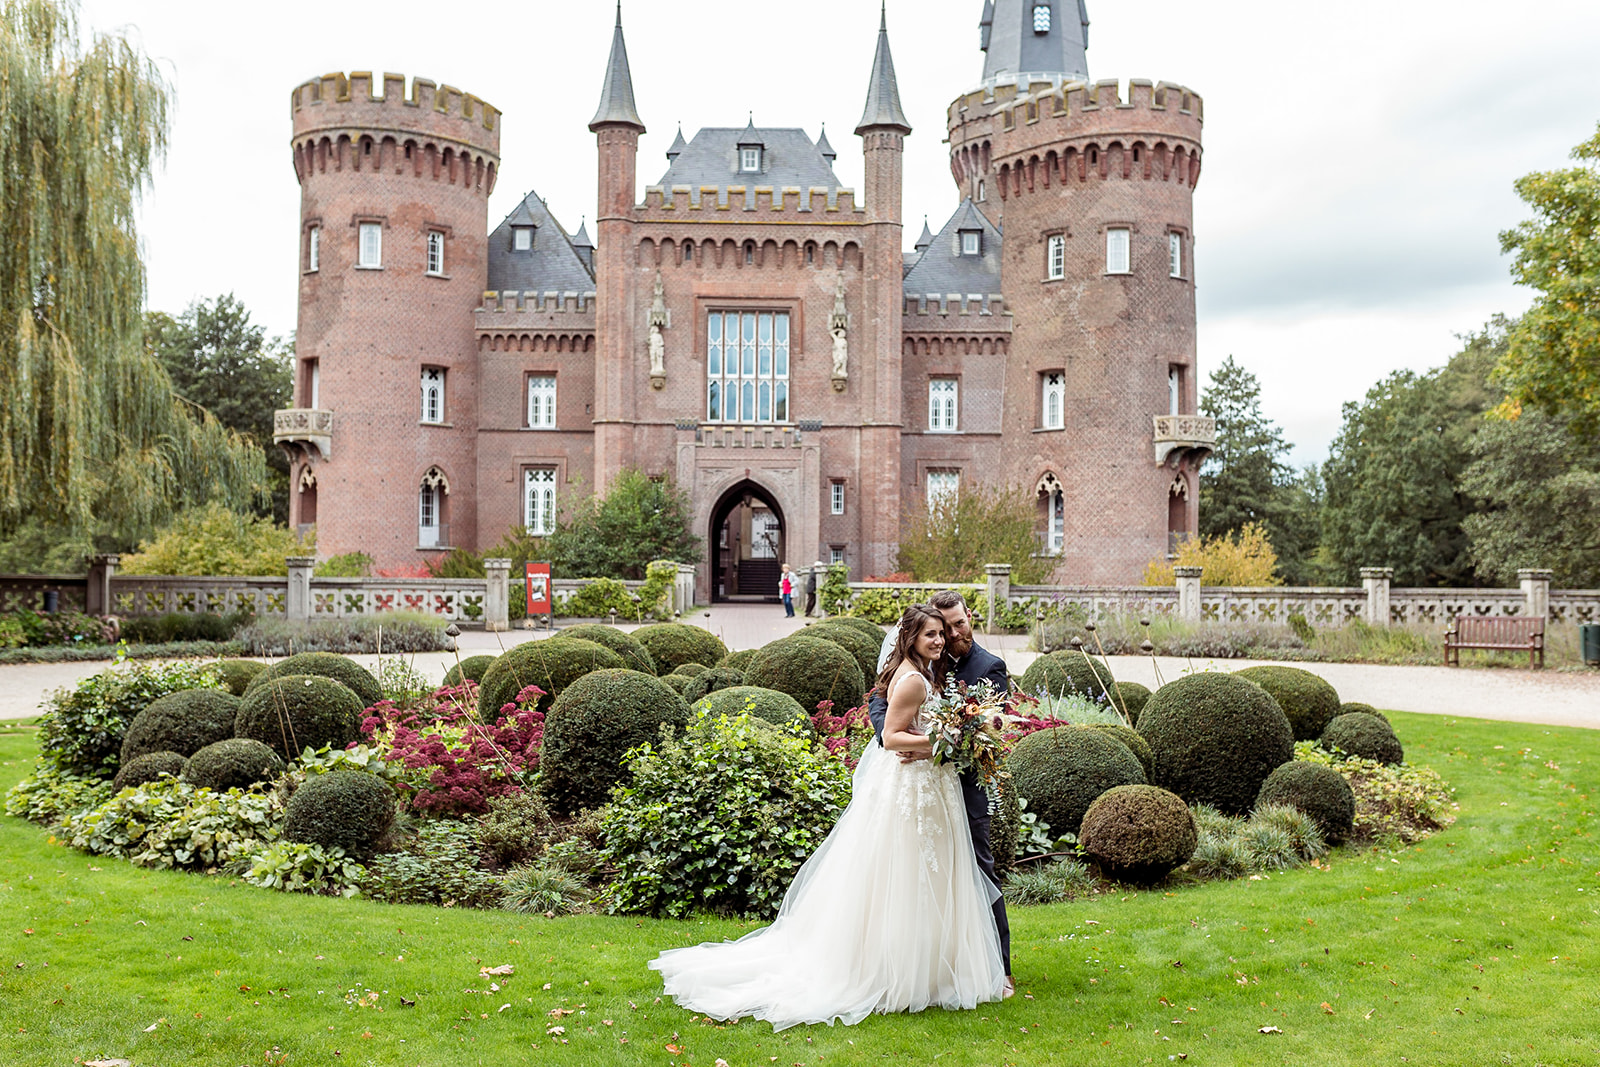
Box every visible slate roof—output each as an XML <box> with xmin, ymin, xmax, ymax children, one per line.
<box><xmin>655</xmin><ymin>126</ymin><xmax>842</xmax><ymax>191</ymax></box>
<box><xmin>856</xmin><ymin>6</ymin><xmax>912</xmax><ymax>134</ymax></box>
<box><xmin>590</xmin><ymin>4</ymin><xmax>645</xmax><ymax>132</ymax></box>
<box><xmin>980</xmin><ymin>0</ymin><xmax>1090</xmax><ymax>85</ymax></box>
<box><xmin>902</xmin><ymin>199</ymin><xmax>1003</xmax><ymax>298</ymax></box>
<box><xmin>487</xmin><ymin>191</ymin><xmax>595</xmax><ymax>294</ymax></box>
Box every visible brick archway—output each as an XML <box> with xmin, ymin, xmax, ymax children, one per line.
<box><xmin>708</xmin><ymin>479</ymin><xmax>786</xmax><ymax>603</ymax></box>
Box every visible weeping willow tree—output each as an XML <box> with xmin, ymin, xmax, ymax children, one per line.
<box><xmin>0</xmin><ymin>0</ymin><xmax>266</xmax><ymax>538</ymax></box>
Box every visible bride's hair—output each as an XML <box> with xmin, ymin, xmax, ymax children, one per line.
<box><xmin>874</xmin><ymin>603</ymin><xmax>948</xmax><ymax>695</ymax></box>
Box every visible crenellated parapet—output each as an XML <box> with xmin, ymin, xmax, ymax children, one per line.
<box><xmin>639</xmin><ymin>185</ymin><xmax>863</xmax><ymax>216</ymax></box>
<box><xmin>474</xmin><ymin>291</ymin><xmax>596</xmax><ymax>354</ymax></box>
<box><xmin>291</xmin><ymin>72</ymin><xmax>500</xmax><ymax>195</ymax></box>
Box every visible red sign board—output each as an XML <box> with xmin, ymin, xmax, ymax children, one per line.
<box><xmin>525</xmin><ymin>562</ymin><xmax>552</xmax><ymax>618</ymax></box>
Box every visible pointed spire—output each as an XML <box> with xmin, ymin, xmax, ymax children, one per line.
<box><xmin>856</xmin><ymin>3</ymin><xmax>912</xmax><ymax>135</ymax></box>
<box><xmin>737</xmin><ymin>113</ymin><xmax>763</xmax><ymax>146</ymax></box>
<box><xmin>572</xmin><ymin>219</ymin><xmax>594</xmax><ymax>249</ymax></box>
<box><xmin>915</xmin><ymin>217</ymin><xmax>934</xmax><ymax>250</ymax></box>
<box><xmin>816</xmin><ymin>123</ymin><xmax>837</xmax><ymax>162</ymax></box>
<box><xmin>666</xmin><ymin>124</ymin><xmax>688</xmax><ymax>161</ymax></box>
<box><xmin>589</xmin><ymin>2</ymin><xmax>646</xmax><ymax>133</ymax></box>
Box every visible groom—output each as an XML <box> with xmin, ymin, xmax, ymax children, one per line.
<box><xmin>866</xmin><ymin>589</ymin><xmax>1013</xmax><ymax>994</ymax></box>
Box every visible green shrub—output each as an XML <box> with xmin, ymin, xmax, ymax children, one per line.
<box><xmin>718</xmin><ymin>648</ymin><xmax>757</xmax><ymax>672</ymax></box>
<box><xmin>1233</xmin><ymin>665</ymin><xmax>1341</xmax><ymax>742</ymax></box>
<box><xmin>360</xmin><ymin>820</ymin><xmax>502</xmax><ymax>908</ymax></box>
<box><xmin>1288</xmin><ymin>612</ymin><xmax>1317</xmax><ymax>644</ymax></box>
<box><xmin>247</xmin><ymin>652</ymin><xmax>382</xmax><ymax>709</ymax></box>
<box><xmin>283</xmin><ymin>770</ymin><xmax>395</xmax><ymax>859</ymax></box>
<box><xmin>1294</xmin><ymin>743</ymin><xmax>1455</xmax><ymax>845</ymax></box>
<box><xmin>1086</xmin><ymin>723</ymin><xmax>1154</xmax><ymax>780</ymax></box>
<box><xmin>0</xmin><ymin>616</ymin><xmax>25</xmax><ymax>648</ymax></box>
<box><xmin>744</xmin><ymin>635</ymin><xmax>866</xmax><ymax>715</ymax></box>
<box><xmin>1256</xmin><ymin>760</ymin><xmax>1356</xmax><ymax>844</ymax></box>
<box><xmin>38</xmin><ymin>660</ymin><xmax>223</xmax><ymax>777</ymax></box>
<box><xmin>3</xmin><ymin>761</ymin><xmax>114</xmax><ymax>825</ymax></box>
<box><xmin>218</xmin><ymin>659</ymin><xmax>267</xmax><ymax>696</ymax></box>
<box><xmin>1032</xmin><ymin>691</ymin><xmax>1125</xmax><ymax>725</ymax></box>
<box><xmin>119</xmin><ymin>689</ymin><xmax>240</xmax><ymax>763</ymax></box>
<box><xmin>632</xmin><ymin>623</ymin><xmax>729</xmax><ymax>674</ymax></box>
<box><xmin>118</xmin><ymin>502</ymin><xmax>311</xmax><ymax>577</ymax></box>
<box><xmin>66</xmin><ymin>778</ymin><xmax>285</xmax><ymax>870</ymax></box>
<box><xmin>112</xmin><ymin>751</ymin><xmax>186</xmax><ymax>792</ymax></box>
<box><xmin>500</xmin><ymin>862</ymin><xmax>593</xmax><ymax>915</ymax></box>
<box><xmin>1003</xmin><ymin>857</ymin><xmax>1099</xmax><ymax>905</ymax></box>
<box><xmin>1017</xmin><ymin>650</ymin><xmax>1115</xmax><ymax>703</ymax></box>
<box><xmin>234</xmin><ymin>675</ymin><xmax>366</xmax><ymax>760</ymax></box>
<box><xmin>1078</xmin><ymin>784</ymin><xmax>1197</xmax><ymax>885</ymax></box>
<box><xmin>120</xmin><ymin>611</ymin><xmax>252</xmax><ymax>645</ymax></box>
<box><xmin>681</xmin><ymin>667</ymin><xmax>745</xmax><ymax>705</ymax></box>
<box><xmin>477</xmin><ymin>792</ymin><xmax>552</xmax><ymax>867</ymax></box>
<box><xmin>1112</xmin><ymin>681</ymin><xmax>1152</xmax><ymax>725</ymax></box>
<box><xmin>0</xmin><ymin>640</ymin><xmax>245</xmax><ymax>665</ymax></box>
<box><xmin>184</xmin><ymin>738</ymin><xmax>285</xmax><ymax>791</ymax></box>
<box><xmin>1250</xmin><ymin>803</ymin><xmax>1329</xmax><ymax>861</ymax></box>
<box><xmin>239</xmin><ymin>840</ymin><xmax>364</xmax><ymax>896</ymax></box>
<box><xmin>661</xmin><ymin>673</ymin><xmax>692</xmax><ymax>695</ymax></box>
<box><xmin>1007</xmin><ymin>726</ymin><xmax>1146</xmax><ymax>837</ymax></box>
<box><xmin>1136</xmin><ymin>673</ymin><xmax>1295</xmax><ymax>815</ymax></box>
<box><xmin>1186</xmin><ymin>829</ymin><xmax>1252</xmax><ymax>880</ymax></box>
<box><xmin>1339</xmin><ymin>701</ymin><xmax>1391</xmax><ymax>725</ymax></box>
<box><xmin>235</xmin><ymin>612</ymin><xmax>448</xmax><ymax>657</ymax></box>
<box><xmin>539</xmin><ymin>669</ymin><xmax>691</xmax><ymax>815</ymax></box>
<box><xmin>556</xmin><ymin>578</ymin><xmax>638</xmax><ymax>620</ymax></box>
<box><xmin>670</xmin><ymin>661</ymin><xmax>709</xmax><ymax>678</ymax></box>
<box><xmin>476</xmin><ymin>638</ymin><xmax>625</xmax><ymax>719</ymax></box>
<box><xmin>442</xmin><ymin>654</ymin><xmax>496</xmax><ymax>688</ymax></box>
<box><xmin>1238</xmin><ymin>820</ymin><xmax>1300</xmax><ymax>870</ymax></box>
<box><xmin>600</xmin><ymin>709</ymin><xmax>852</xmax><ymax>918</ymax></box>
<box><xmin>315</xmin><ymin>552</ymin><xmax>374</xmax><ymax>578</ymax></box>
<box><xmin>698</xmin><ymin>686</ymin><xmax>810</xmax><ymax>733</ymax></box>
<box><xmin>1320</xmin><ymin>712</ymin><xmax>1404</xmax><ymax>765</ymax></box>
<box><xmin>556</xmin><ymin>625</ymin><xmax>656</xmax><ymax>675</ymax></box>
<box><xmin>804</xmin><ymin>621</ymin><xmax>882</xmax><ymax>688</ymax></box>
<box><xmin>818</xmin><ymin>614</ymin><xmax>886</xmax><ymax>642</ymax></box>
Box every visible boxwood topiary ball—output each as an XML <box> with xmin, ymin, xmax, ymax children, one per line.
<box><xmin>1079</xmin><ymin>784</ymin><xmax>1198</xmax><ymax>885</ymax></box>
<box><xmin>1339</xmin><ymin>701</ymin><xmax>1390</xmax><ymax>725</ymax></box>
<box><xmin>1136</xmin><ymin>673</ymin><xmax>1295</xmax><ymax>815</ymax></box>
<box><xmin>681</xmin><ymin>667</ymin><xmax>745</xmax><ymax>705</ymax></box>
<box><xmin>827</xmin><ymin>615</ymin><xmax>890</xmax><ymax>642</ymax></box>
<box><xmin>631</xmin><ymin>623</ymin><xmax>729</xmax><ymax>675</ymax></box>
<box><xmin>805</xmin><ymin>621</ymin><xmax>882</xmax><ymax>689</ymax></box>
<box><xmin>661</xmin><ymin>673</ymin><xmax>692</xmax><ymax>694</ymax></box>
<box><xmin>1113</xmin><ymin>681</ymin><xmax>1153</xmax><ymax>725</ymax></box>
<box><xmin>217</xmin><ymin>660</ymin><xmax>267</xmax><ymax>696</ymax></box>
<box><xmin>699</xmin><ymin>686</ymin><xmax>810</xmax><ymax>733</ymax></box>
<box><xmin>113</xmin><ymin>751</ymin><xmax>187</xmax><ymax>792</ymax></box>
<box><xmin>1233</xmin><ymin>665</ymin><xmax>1341</xmax><ymax>741</ymax></box>
<box><xmin>284</xmin><ymin>770</ymin><xmax>395</xmax><ymax>859</ymax></box>
<box><xmin>476</xmin><ymin>638</ymin><xmax>625</xmax><ymax>720</ymax></box>
<box><xmin>556</xmin><ymin>625</ymin><xmax>657</xmax><ymax>675</ymax></box>
<box><xmin>442</xmin><ymin>654</ymin><xmax>497</xmax><ymax>688</ymax></box>
<box><xmin>120</xmin><ymin>689</ymin><xmax>241</xmax><ymax>763</ymax></box>
<box><xmin>744</xmin><ymin>635</ymin><xmax>867</xmax><ymax>716</ymax></box>
<box><xmin>670</xmin><ymin>661</ymin><xmax>709</xmax><ymax>678</ymax></box>
<box><xmin>184</xmin><ymin>738</ymin><xmax>286</xmax><ymax>791</ymax></box>
<box><xmin>247</xmin><ymin>652</ymin><xmax>382</xmax><ymax>710</ymax></box>
<box><xmin>539</xmin><ymin>669</ymin><xmax>691</xmax><ymax>814</ymax></box>
<box><xmin>718</xmin><ymin>648</ymin><xmax>757</xmax><ymax>672</ymax></box>
<box><xmin>1256</xmin><ymin>761</ymin><xmax>1356</xmax><ymax>844</ymax></box>
<box><xmin>1087</xmin><ymin>723</ymin><xmax>1154</xmax><ymax>780</ymax></box>
<box><xmin>234</xmin><ymin>674</ymin><xmax>366</xmax><ymax>761</ymax></box>
<box><xmin>1018</xmin><ymin>651</ymin><xmax>1114</xmax><ymax>702</ymax></box>
<box><xmin>1007</xmin><ymin>726</ymin><xmax>1147</xmax><ymax>837</ymax></box>
<box><xmin>1320</xmin><ymin>713</ymin><xmax>1404</xmax><ymax>765</ymax></box>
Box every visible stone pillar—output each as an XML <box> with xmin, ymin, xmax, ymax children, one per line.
<box><xmin>1174</xmin><ymin>566</ymin><xmax>1203</xmax><ymax>623</ymax></box>
<box><xmin>1519</xmin><ymin>568</ymin><xmax>1553</xmax><ymax>620</ymax></box>
<box><xmin>86</xmin><ymin>554</ymin><xmax>120</xmax><ymax>616</ymax></box>
<box><xmin>286</xmin><ymin>557</ymin><xmax>316</xmax><ymax>623</ymax></box>
<box><xmin>676</xmin><ymin>563</ymin><xmax>697</xmax><ymax>615</ymax></box>
<box><xmin>809</xmin><ymin>562</ymin><xmax>829</xmax><ymax>617</ymax></box>
<box><xmin>483</xmin><ymin>558</ymin><xmax>511</xmax><ymax>632</ymax></box>
<box><xmin>1361</xmin><ymin>567</ymin><xmax>1393</xmax><ymax>627</ymax></box>
<box><xmin>984</xmin><ymin>564</ymin><xmax>1012</xmax><ymax>635</ymax></box>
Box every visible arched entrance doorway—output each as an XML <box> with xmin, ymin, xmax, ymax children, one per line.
<box><xmin>710</xmin><ymin>480</ymin><xmax>786</xmax><ymax>603</ymax></box>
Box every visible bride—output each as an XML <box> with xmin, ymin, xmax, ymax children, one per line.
<box><xmin>649</xmin><ymin>604</ymin><xmax>1007</xmax><ymax>1030</ymax></box>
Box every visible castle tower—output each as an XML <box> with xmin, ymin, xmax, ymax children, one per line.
<box><xmin>280</xmin><ymin>72</ymin><xmax>499</xmax><ymax>571</ymax></box>
<box><xmin>947</xmin><ymin>0</ymin><xmax>1212</xmax><ymax>583</ymax></box>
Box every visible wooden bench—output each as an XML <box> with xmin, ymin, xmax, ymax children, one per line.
<box><xmin>1444</xmin><ymin>616</ymin><xmax>1545</xmax><ymax>668</ymax></box>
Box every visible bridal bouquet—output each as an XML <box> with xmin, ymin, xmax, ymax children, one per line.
<box><xmin>925</xmin><ymin>678</ymin><xmax>1009</xmax><ymax>789</ymax></box>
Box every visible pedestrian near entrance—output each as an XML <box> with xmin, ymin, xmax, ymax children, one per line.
<box><xmin>780</xmin><ymin>564</ymin><xmax>795</xmax><ymax>617</ymax></box>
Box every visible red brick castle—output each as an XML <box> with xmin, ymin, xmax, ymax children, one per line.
<box><xmin>275</xmin><ymin>1</ymin><xmax>1213</xmax><ymax>598</ymax></box>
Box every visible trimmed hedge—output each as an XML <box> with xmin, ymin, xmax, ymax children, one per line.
<box><xmin>699</xmin><ymin>686</ymin><xmax>810</xmax><ymax>733</ymax></box>
<box><xmin>246</xmin><ymin>652</ymin><xmax>382</xmax><ymax>710</ymax></box>
<box><xmin>1017</xmin><ymin>651</ymin><xmax>1115</xmax><ymax>703</ymax></box>
<box><xmin>1078</xmin><ymin>784</ymin><xmax>1197</xmax><ymax>885</ymax></box>
<box><xmin>744</xmin><ymin>635</ymin><xmax>867</xmax><ymax>716</ymax></box>
<box><xmin>632</xmin><ymin>623</ymin><xmax>729</xmax><ymax>675</ymax></box>
<box><xmin>660</xmin><ymin>674</ymin><xmax>692</xmax><ymax>695</ymax></box>
<box><xmin>1234</xmin><ymin>665</ymin><xmax>1341</xmax><ymax>741</ymax></box>
<box><xmin>1321</xmin><ymin>712</ymin><xmax>1404</xmax><ymax>765</ymax></box>
<box><xmin>184</xmin><ymin>738</ymin><xmax>285</xmax><ymax>791</ymax></box>
<box><xmin>1136</xmin><ymin>673</ymin><xmax>1295</xmax><ymax>815</ymax></box>
<box><xmin>442</xmin><ymin>654</ymin><xmax>496</xmax><ymax>688</ymax></box>
<box><xmin>217</xmin><ymin>660</ymin><xmax>267</xmax><ymax>696</ymax></box>
<box><xmin>820</xmin><ymin>615</ymin><xmax>887</xmax><ymax>643</ymax></box>
<box><xmin>1256</xmin><ymin>761</ymin><xmax>1356</xmax><ymax>844</ymax></box>
<box><xmin>805</xmin><ymin>621</ymin><xmax>882</xmax><ymax>690</ymax></box>
<box><xmin>1088</xmin><ymin>722</ymin><xmax>1154</xmax><ymax>780</ymax></box>
<box><xmin>1339</xmin><ymin>701</ymin><xmax>1391</xmax><ymax>725</ymax></box>
<box><xmin>718</xmin><ymin>648</ymin><xmax>757</xmax><ymax>673</ymax></box>
<box><xmin>119</xmin><ymin>689</ymin><xmax>241</xmax><ymax>763</ymax></box>
<box><xmin>1113</xmin><ymin>681</ymin><xmax>1153</xmax><ymax>725</ymax></box>
<box><xmin>234</xmin><ymin>674</ymin><xmax>366</xmax><ymax>760</ymax></box>
<box><xmin>681</xmin><ymin>667</ymin><xmax>746</xmax><ymax>705</ymax></box>
<box><xmin>113</xmin><ymin>751</ymin><xmax>187</xmax><ymax>792</ymax></box>
<box><xmin>476</xmin><ymin>638</ymin><xmax>625</xmax><ymax>719</ymax></box>
<box><xmin>539</xmin><ymin>669</ymin><xmax>691</xmax><ymax>814</ymax></box>
<box><xmin>1007</xmin><ymin>726</ymin><xmax>1146</xmax><ymax>837</ymax></box>
<box><xmin>284</xmin><ymin>770</ymin><xmax>395</xmax><ymax>859</ymax></box>
<box><xmin>670</xmin><ymin>661</ymin><xmax>709</xmax><ymax>678</ymax></box>
<box><xmin>556</xmin><ymin>625</ymin><xmax>657</xmax><ymax>675</ymax></box>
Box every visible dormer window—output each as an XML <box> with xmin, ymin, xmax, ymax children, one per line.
<box><xmin>960</xmin><ymin>230</ymin><xmax>982</xmax><ymax>256</ymax></box>
<box><xmin>1033</xmin><ymin>4</ymin><xmax>1052</xmax><ymax>33</ymax></box>
<box><xmin>740</xmin><ymin>147</ymin><xmax>762</xmax><ymax>173</ymax></box>
<box><xmin>512</xmin><ymin>226</ymin><xmax>534</xmax><ymax>252</ymax></box>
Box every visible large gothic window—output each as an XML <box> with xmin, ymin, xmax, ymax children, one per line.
<box><xmin>525</xmin><ymin>468</ymin><xmax>556</xmax><ymax>535</ymax></box>
<box><xmin>707</xmin><ymin>311</ymin><xmax>789</xmax><ymax>424</ymax></box>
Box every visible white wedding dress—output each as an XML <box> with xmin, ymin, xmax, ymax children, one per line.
<box><xmin>649</xmin><ymin>671</ymin><xmax>1006</xmax><ymax>1030</ymax></box>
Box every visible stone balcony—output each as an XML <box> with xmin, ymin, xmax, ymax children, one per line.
<box><xmin>274</xmin><ymin>408</ymin><xmax>333</xmax><ymax>461</ymax></box>
<box><xmin>1153</xmin><ymin>414</ymin><xmax>1216</xmax><ymax>465</ymax></box>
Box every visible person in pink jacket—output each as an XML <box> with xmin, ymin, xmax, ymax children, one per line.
<box><xmin>779</xmin><ymin>564</ymin><xmax>795</xmax><ymax>617</ymax></box>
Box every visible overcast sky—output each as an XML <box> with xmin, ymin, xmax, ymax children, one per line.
<box><xmin>80</xmin><ymin>0</ymin><xmax>1600</xmax><ymax>465</ymax></box>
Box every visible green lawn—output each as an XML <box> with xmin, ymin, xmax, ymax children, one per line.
<box><xmin>1</xmin><ymin>713</ymin><xmax>1596</xmax><ymax>1067</ymax></box>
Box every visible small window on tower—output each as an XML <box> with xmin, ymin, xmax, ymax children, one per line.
<box><xmin>512</xmin><ymin>226</ymin><xmax>533</xmax><ymax>252</ymax></box>
<box><xmin>426</xmin><ymin>231</ymin><xmax>445</xmax><ymax>276</ymax></box>
<box><xmin>960</xmin><ymin>231</ymin><xmax>981</xmax><ymax>256</ymax></box>
<box><xmin>1169</xmin><ymin>232</ymin><xmax>1184</xmax><ymax>278</ymax></box>
<box><xmin>307</xmin><ymin>226</ymin><xmax>320</xmax><ymax>272</ymax></box>
<box><xmin>1106</xmin><ymin>228</ymin><xmax>1131</xmax><ymax>274</ymax></box>
<box><xmin>358</xmin><ymin>222</ymin><xmax>382</xmax><ymax>269</ymax></box>
<box><xmin>1033</xmin><ymin>4</ymin><xmax>1052</xmax><ymax>33</ymax></box>
<box><xmin>1047</xmin><ymin>235</ymin><xmax>1066</xmax><ymax>280</ymax></box>
<box><xmin>977</xmin><ymin>180</ymin><xmax>987</xmax><ymax>202</ymax></box>
<box><xmin>741</xmin><ymin>147</ymin><xmax>761</xmax><ymax>172</ymax></box>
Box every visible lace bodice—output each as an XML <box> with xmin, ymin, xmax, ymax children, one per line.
<box><xmin>888</xmin><ymin>669</ymin><xmax>936</xmax><ymax>732</ymax></box>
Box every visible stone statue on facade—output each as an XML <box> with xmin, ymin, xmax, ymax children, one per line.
<box><xmin>830</xmin><ymin>273</ymin><xmax>849</xmax><ymax>391</ymax></box>
<box><xmin>648</xmin><ymin>272</ymin><xmax>667</xmax><ymax>388</ymax></box>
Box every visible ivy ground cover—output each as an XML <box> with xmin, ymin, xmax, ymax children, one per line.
<box><xmin>1</xmin><ymin>712</ymin><xmax>1596</xmax><ymax>1067</ymax></box>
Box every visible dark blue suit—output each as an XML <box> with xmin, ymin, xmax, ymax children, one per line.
<box><xmin>867</xmin><ymin>641</ymin><xmax>1012</xmax><ymax>975</ymax></box>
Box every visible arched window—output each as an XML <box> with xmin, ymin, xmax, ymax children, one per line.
<box><xmin>419</xmin><ymin>467</ymin><xmax>449</xmax><ymax>548</ymax></box>
<box><xmin>525</xmin><ymin>468</ymin><xmax>556</xmax><ymax>535</ymax></box>
<box><xmin>1038</xmin><ymin>473</ymin><xmax>1064</xmax><ymax>554</ymax></box>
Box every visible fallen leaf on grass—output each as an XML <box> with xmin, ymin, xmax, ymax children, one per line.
<box><xmin>1321</xmin><ymin>1002</ymin><xmax>1334</xmax><ymax>1015</ymax></box>
<box><xmin>84</xmin><ymin>1060</ymin><xmax>131</xmax><ymax>1067</ymax></box>
<box><xmin>546</xmin><ymin>1026</ymin><xmax>566</xmax><ymax>1036</ymax></box>
<box><xmin>142</xmin><ymin>1020</ymin><xmax>162</xmax><ymax>1032</ymax></box>
<box><xmin>549</xmin><ymin>1008</ymin><xmax>575</xmax><ymax>1018</ymax></box>
<box><xmin>481</xmin><ymin>964</ymin><xmax>514</xmax><ymax>977</ymax></box>
<box><xmin>1258</xmin><ymin>1026</ymin><xmax>1282</xmax><ymax>1034</ymax></box>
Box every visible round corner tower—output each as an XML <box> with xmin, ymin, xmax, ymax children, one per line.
<box><xmin>945</xmin><ymin>0</ymin><xmax>1211</xmax><ymax>583</ymax></box>
<box><xmin>281</xmin><ymin>71</ymin><xmax>500</xmax><ymax>570</ymax></box>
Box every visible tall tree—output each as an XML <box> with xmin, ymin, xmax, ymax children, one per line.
<box><xmin>1495</xmin><ymin>124</ymin><xmax>1600</xmax><ymax>438</ymax></box>
<box><xmin>0</xmin><ymin>0</ymin><xmax>264</xmax><ymax>536</ymax></box>
<box><xmin>546</xmin><ymin>469</ymin><xmax>701</xmax><ymax>580</ymax></box>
